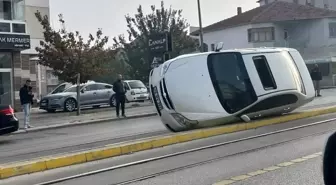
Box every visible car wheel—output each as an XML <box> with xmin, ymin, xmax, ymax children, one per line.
<box><xmin>110</xmin><ymin>95</ymin><xmax>116</xmax><ymax>107</ymax></box>
<box><xmin>64</xmin><ymin>98</ymin><xmax>77</xmax><ymax>112</ymax></box>
<box><xmin>47</xmin><ymin>109</ymin><xmax>56</xmax><ymax>113</ymax></box>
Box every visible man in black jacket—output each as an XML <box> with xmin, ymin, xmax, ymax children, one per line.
<box><xmin>19</xmin><ymin>80</ymin><xmax>33</xmax><ymax>129</ymax></box>
<box><xmin>310</xmin><ymin>64</ymin><xmax>322</xmax><ymax>97</ymax></box>
<box><xmin>113</xmin><ymin>74</ymin><xmax>127</xmax><ymax>118</ymax></box>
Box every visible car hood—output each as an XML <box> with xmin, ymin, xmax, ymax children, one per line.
<box><xmin>43</xmin><ymin>92</ymin><xmax>76</xmax><ymax>99</ymax></box>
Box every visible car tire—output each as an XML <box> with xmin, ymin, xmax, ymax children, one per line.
<box><xmin>64</xmin><ymin>98</ymin><xmax>77</xmax><ymax>112</ymax></box>
<box><xmin>47</xmin><ymin>109</ymin><xmax>56</xmax><ymax>113</ymax></box>
<box><xmin>110</xmin><ymin>95</ymin><xmax>116</xmax><ymax>107</ymax></box>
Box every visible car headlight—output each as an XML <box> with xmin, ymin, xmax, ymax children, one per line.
<box><xmin>171</xmin><ymin>113</ymin><xmax>199</xmax><ymax>126</ymax></box>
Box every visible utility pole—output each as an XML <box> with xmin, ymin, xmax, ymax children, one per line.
<box><xmin>197</xmin><ymin>0</ymin><xmax>204</xmax><ymax>52</ymax></box>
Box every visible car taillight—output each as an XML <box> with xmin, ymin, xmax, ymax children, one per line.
<box><xmin>0</xmin><ymin>106</ymin><xmax>14</xmax><ymax>115</ymax></box>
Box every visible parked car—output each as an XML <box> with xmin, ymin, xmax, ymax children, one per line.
<box><xmin>123</xmin><ymin>80</ymin><xmax>149</xmax><ymax>103</ymax></box>
<box><xmin>0</xmin><ymin>105</ymin><xmax>19</xmax><ymax>135</ymax></box>
<box><xmin>39</xmin><ymin>82</ymin><xmax>115</xmax><ymax>112</ymax></box>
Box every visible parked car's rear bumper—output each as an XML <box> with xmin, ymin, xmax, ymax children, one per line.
<box><xmin>0</xmin><ymin>118</ymin><xmax>19</xmax><ymax>135</ymax></box>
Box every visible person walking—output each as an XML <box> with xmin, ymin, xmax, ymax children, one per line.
<box><xmin>310</xmin><ymin>64</ymin><xmax>322</xmax><ymax>97</ymax></box>
<box><xmin>113</xmin><ymin>74</ymin><xmax>127</xmax><ymax>118</ymax></box>
<box><xmin>19</xmin><ymin>80</ymin><xmax>33</xmax><ymax>129</ymax></box>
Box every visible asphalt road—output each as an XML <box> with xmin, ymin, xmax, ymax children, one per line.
<box><xmin>0</xmin><ymin>116</ymin><xmax>167</xmax><ymax>164</ymax></box>
<box><xmin>2</xmin><ymin>113</ymin><xmax>336</xmax><ymax>185</ymax></box>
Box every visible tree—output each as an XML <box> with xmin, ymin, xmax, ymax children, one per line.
<box><xmin>113</xmin><ymin>1</ymin><xmax>198</xmax><ymax>82</ymax></box>
<box><xmin>35</xmin><ymin>11</ymin><xmax>112</xmax><ymax>115</ymax></box>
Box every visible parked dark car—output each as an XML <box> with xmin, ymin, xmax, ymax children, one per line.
<box><xmin>0</xmin><ymin>105</ymin><xmax>19</xmax><ymax>135</ymax></box>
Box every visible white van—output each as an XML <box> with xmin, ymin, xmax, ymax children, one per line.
<box><xmin>123</xmin><ymin>80</ymin><xmax>149</xmax><ymax>103</ymax></box>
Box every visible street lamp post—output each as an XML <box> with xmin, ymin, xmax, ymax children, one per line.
<box><xmin>197</xmin><ymin>0</ymin><xmax>204</xmax><ymax>52</ymax></box>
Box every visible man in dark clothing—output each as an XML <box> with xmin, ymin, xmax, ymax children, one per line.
<box><xmin>310</xmin><ymin>64</ymin><xmax>322</xmax><ymax>97</ymax></box>
<box><xmin>113</xmin><ymin>74</ymin><xmax>127</xmax><ymax>118</ymax></box>
<box><xmin>19</xmin><ymin>80</ymin><xmax>33</xmax><ymax>129</ymax></box>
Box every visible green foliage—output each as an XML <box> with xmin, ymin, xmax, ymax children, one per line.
<box><xmin>113</xmin><ymin>1</ymin><xmax>198</xmax><ymax>82</ymax></box>
<box><xmin>35</xmin><ymin>11</ymin><xmax>111</xmax><ymax>84</ymax></box>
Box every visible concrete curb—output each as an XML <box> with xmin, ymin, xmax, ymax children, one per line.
<box><xmin>12</xmin><ymin>112</ymin><xmax>158</xmax><ymax>135</ymax></box>
<box><xmin>2</xmin><ymin>106</ymin><xmax>336</xmax><ymax>179</ymax></box>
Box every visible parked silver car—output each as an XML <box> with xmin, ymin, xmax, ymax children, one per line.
<box><xmin>39</xmin><ymin>82</ymin><xmax>115</xmax><ymax>112</ymax></box>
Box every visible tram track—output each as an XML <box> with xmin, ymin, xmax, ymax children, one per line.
<box><xmin>34</xmin><ymin>116</ymin><xmax>336</xmax><ymax>185</ymax></box>
<box><xmin>0</xmin><ymin>130</ymin><xmax>168</xmax><ymax>164</ymax></box>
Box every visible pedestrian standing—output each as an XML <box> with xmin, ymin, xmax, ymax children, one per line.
<box><xmin>113</xmin><ymin>74</ymin><xmax>127</xmax><ymax>118</ymax></box>
<box><xmin>310</xmin><ymin>64</ymin><xmax>322</xmax><ymax>97</ymax></box>
<box><xmin>19</xmin><ymin>80</ymin><xmax>33</xmax><ymax>129</ymax></box>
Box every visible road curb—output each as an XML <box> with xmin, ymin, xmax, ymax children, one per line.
<box><xmin>12</xmin><ymin>112</ymin><xmax>158</xmax><ymax>135</ymax></box>
<box><xmin>2</xmin><ymin>106</ymin><xmax>336</xmax><ymax>179</ymax></box>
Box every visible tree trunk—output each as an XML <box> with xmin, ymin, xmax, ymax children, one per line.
<box><xmin>76</xmin><ymin>73</ymin><xmax>81</xmax><ymax>116</ymax></box>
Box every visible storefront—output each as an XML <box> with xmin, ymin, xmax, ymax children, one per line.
<box><xmin>0</xmin><ymin>33</ymin><xmax>30</xmax><ymax>109</ymax></box>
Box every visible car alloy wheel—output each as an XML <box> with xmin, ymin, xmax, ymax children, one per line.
<box><xmin>65</xmin><ymin>99</ymin><xmax>76</xmax><ymax>112</ymax></box>
<box><xmin>110</xmin><ymin>96</ymin><xmax>116</xmax><ymax>107</ymax></box>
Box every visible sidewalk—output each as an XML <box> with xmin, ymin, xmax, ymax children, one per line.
<box><xmin>15</xmin><ymin>101</ymin><xmax>152</xmax><ymax>119</ymax></box>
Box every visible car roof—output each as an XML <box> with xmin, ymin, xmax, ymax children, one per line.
<box><xmin>123</xmin><ymin>80</ymin><xmax>142</xmax><ymax>83</ymax></box>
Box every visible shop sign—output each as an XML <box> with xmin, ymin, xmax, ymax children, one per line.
<box><xmin>0</xmin><ymin>34</ymin><xmax>30</xmax><ymax>49</ymax></box>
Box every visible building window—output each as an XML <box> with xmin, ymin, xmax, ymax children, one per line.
<box><xmin>0</xmin><ymin>0</ymin><xmax>12</xmax><ymax>20</ymax></box>
<box><xmin>12</xmin><ymin>23</ymin><xmax>25</xmax><ymax>33</ymax></box>
<box><xmin>248</xmin><ymin>27</ymin><xmax>275</xmax><ymax>42</ymax></box>
<box><xmin>329</xmin><ymin>22</ymin><xmax>336</xmax><ymax>37</ymax></box>
<box><xmin>0</xmin><ymin>52</ymin><xmax>11</xmax><ymax>68</ymax></box>
<box><xmin>0</xmin><ymin>22</ymin><xmax>10</xmax><ymax>32</ymax></box>
<box><xmin>0</xmin><ymin>0</ymin><xmax>24</xmax><ymax>21</ymax></box>
<box><xmin>12</xmin><ymin>0</ymin><xmax>24</xmax><ymax>20</ymax></box>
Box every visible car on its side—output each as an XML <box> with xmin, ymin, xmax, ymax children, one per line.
<box><xmin>39</xmin><ymin>82</ymin><xmax>115</xmax><ymax>112</ymax></box>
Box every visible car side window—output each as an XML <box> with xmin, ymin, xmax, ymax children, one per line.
<box><xmin>52</xmin><ymin>85</ymin><xmax>66</xmax><ymax>94</ymax></box>
<box><xmin>85</xmin><ymin>84</ymin><xmax>99</xmax><ymax>91</ymax></box>
<box><xmin>123</xmin><ymin>82</ymin><xmax>130</xmax><ymax>90</ymax></box>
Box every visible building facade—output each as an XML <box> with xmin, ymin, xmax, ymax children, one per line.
<box><xmin>191</xmin><ymin>1</ymin><xmax>336</xmax><ymax>86</ymax></box>
<box><xmin>0</xmin><ymin>0</ymin><xmax>49</xmax><ymax>110</ymax></box>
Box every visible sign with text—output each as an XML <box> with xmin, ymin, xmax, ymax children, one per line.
<box><xmin>148</xmin><ymin>32</ymin><xmax>172</xmax><ymax>53</ymax></box>
<box><xmin>0</xmin><ymin>34</ymin><xmax>30</xmax><ymax>50</ymax></box>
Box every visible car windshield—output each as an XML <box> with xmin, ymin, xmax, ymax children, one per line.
<box><xmin>64</xmin><ymin>85</ymin><xmax>85</xmax><ymax>92</ymax></box>
<box><xmin>128</xmin><ymin>81</ymin><xmax>146</xmax><ymax>89</ymax></box>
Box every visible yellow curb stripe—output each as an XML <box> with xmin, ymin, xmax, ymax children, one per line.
<box><xmin>247</xmin><ymin>170</ymin><xmax>267</xmax><ymax>176</ymax></box>
<box><xmin>231</xmin><ymin>175</ymin><xmax>251</xmax><ymax>181</ymax></box>
<box><xmin>213</xmin><ymin>152</ymin><xmax>323</xmax><ymax>185</ymax></box>
<box><xmin>1</xmin><ymin>105</ymin><xmax>335</xmax><ymax>179</ymax></box>
<box><xmin>213</xmin><ymin>180</ymin><xmax>236</xmax><ymax>185</ymax></box>
<box><xmin>277</xmin><ymin>162</ymin><xmax>294</xmax><ymax>167</ymax></box>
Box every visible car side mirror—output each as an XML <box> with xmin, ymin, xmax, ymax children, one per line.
<box><xmin>323</xmin><ymin>131</ymin><xmax>336</xmax><ymax>185</ymax></box>
<box><xmin>81</xmin><ymin>89</ymin><xmax>85</xmax><ymax>93</ymax></box>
